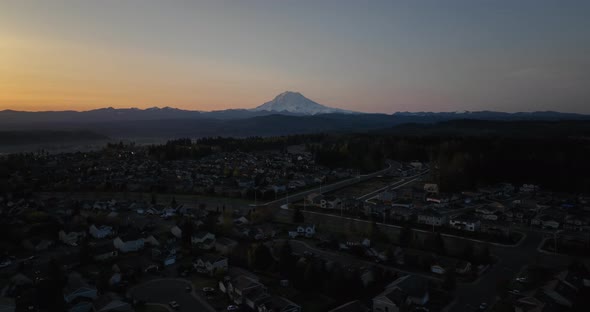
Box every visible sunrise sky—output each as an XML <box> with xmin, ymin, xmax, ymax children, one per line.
<box><xmin>1</xmin><ymin>0</ymin><xmax>589</xmax><ymax>113</ymax></box>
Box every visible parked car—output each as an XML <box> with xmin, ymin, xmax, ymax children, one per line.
<box><xmin>227</xmin><ymin>305</ymin><xmax>239</xmax><ymax>311</ymax></box>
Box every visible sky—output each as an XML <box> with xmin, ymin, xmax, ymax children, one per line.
<box><xmin>0</xmin><ymin>0</ymin><xmax>589</xmax><ymax>113</ymax></box>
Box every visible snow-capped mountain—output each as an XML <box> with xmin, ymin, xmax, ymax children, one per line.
<box><xmin>253</xmin><ymin>91</ymin><xmax>356</xmax><ymax>115</ymax></box>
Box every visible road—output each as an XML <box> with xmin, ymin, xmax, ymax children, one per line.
<box><xmin>277</xmin><ymin>239</ymin><xmax>441</xmax><ymax>282</ymax></box>
<box><xmin>129</xmin><ymin>278</ymin><xmax>216</xmax><ymax>312</ymax></box>
<box><xmin>357</xmin><ymin>171</ymin><xmax>430</xmax><ymax>201</ymax></box>
<box><xmin>252</xmin><ymin>161</ymin><xmax>401</xmax><ymax>207</ymax></box>
<box><xmin>449</xmin><ymin>231</ymin><xmax>579</xmax><ymax>312</ymax></box>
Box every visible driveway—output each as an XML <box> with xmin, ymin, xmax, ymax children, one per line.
<box><xmin>130</xmin><ymin>278</ymin><xmax>216</xmax><ymax>312</ymax></box>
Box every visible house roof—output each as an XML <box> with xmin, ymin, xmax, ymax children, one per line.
<box><xmin>216</xmin><ymin>237</ymin><xmax>237</xmax><ymax>247</ymax></box>
<box><xmin>92</xmin><ymin>293</ymin><xmax>131</xmax><ymax>312</ymax></box>
<box><xmin>231</xmin><ymin>275</ymin><xmax>263</xmax><ymax>291</ymax></box>
<box><xmin>386</xmin><ymin>275</ymin><xmax>429</xmax><ymax>300</ymax></box>
<box><xmin>64</xmin><ymin>272</ymin><xmax>92</xmax><ymax>295</ymax></box>
<box><xmin>192</xmin><ymin>231</ymin><xmax>212</xmax><ymax>239</ymax></box>
<box><xmin>260</xmin><ymin>296</ymin><xmax>299</xmax><ymax>311</ymax></box>
<box><xmin>198</xmin><ymin>254</ymin><xmax>226</xmax><ymax>264</ymax></box>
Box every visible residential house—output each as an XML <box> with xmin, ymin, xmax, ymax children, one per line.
<box><xmin>417</xmin><ymin>209</ymin><xmax>446</xmax><ymax>226</ymax></box>
<box><xmin>424</xmin><ymin>183</ymin><xmax>439</xmax><ymax>194</ymax></box>
<box><xmin>305</xmin><ymin>193</ymin><xmax>324</xmax><ymax>206</ymax></box>
<box><xmin>215</xmin><ymin>237</ymin><xmax>238</xmax><ymax>255</ymax></box>
<box><xmin>193</xmin><ymin>255</ymin><xmax>228</xmax><ymax>276</ymax></box>
<box><xmin>475</xmin><ymin>206</ymin><xmax>499</xmax><ymax>221</ymax></box>
<box><xmin>297</xmin><ymin>224</ymin><xmax>316</xmax><ymax>238</ymax></box>
<box><xmin>431</xmin><ymin>258</ymin><xmax>472</xmax><ymax>275</ymax></box>
<box><xmin>221</xmin><ymin>275</ymin><xmax>266</xmax><ymax>306</ymax></box>
<box><xmin>320</xmin><ymin>197</ymin><xmax>342</xmax><ymax>209</ymax></box>
<box><xmin>389</xmin><ymin>206</ymin><xmax>414</xmax><ymax>222</ymax></box>
<box><xmin>152</xmin><ymin>246</ymin><xmax>177</xmax><ymax>266</ymax></box>
<box><xmin>243</xmin><ymin>288</ymin><xmax>271</xmax><ymax>311</ymax></box>
<box><xmin>563</xmin><ymin>214</ymin><xmax>590</xmax><ymax>232</ymax></box>
<box><xmin>92</xmin><ymin>293</ymin><xmax>132</xmax><ymax>312</ymax></box>
<box><xmin>373</xmin><ymin>275</ymin><xmax>430</xmax><ymax>312</ymax></box>
<box><xmin>59</xmin><ymin>230</ymin><xmax>86</xmax><ymax>246</ymax></box>
<box><xmin>449</xmin><ymin>214</ymin><xmax>481</xmax><ymax>232</ymax></box>
<box><xmin>89</xmin><ymin>225</ymin><xmax>113</xmax><ymax>239</ymax></box>
<box><xmin>191</xmin><ymin>231</ymin><xmax>216</xmax><ymax>250</ymax></box>
<box><xmin>64</xmin><ymin>272</ymin><xmax>97</xmax><ymax>312</ymax></box>
<box><xmin>258</xmin><ymin>296</ymin><xmax>301</xmax><ymax>312</ymax></box>
<box><xmin>113</xmin><ymin>234</ymin><xmax>145</xmax><ymax>253</ymax></box>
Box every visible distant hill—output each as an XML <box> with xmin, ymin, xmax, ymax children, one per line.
<box><xmin>0</xmin><ymin>130</ymin><xmax>108</xmax><ymax>145</ymax></box>
<box><xmin>375</xmin><ymin>119</ymin><xmax>590</xmax><ymax>138</ymax></box>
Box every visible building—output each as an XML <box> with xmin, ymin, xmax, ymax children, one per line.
<box><xmin>257</xmin><ymin>296</ymin><xmax>301</xmax><ymax>312</ymax></box>
<box><xmin>373</xmin><ymin>275</ymin><xmax>429</xmax><ymax>312</ymax></box>
<box><xmin>89</xmin><ymin>225</ymin><xmax>113</xmax><ymax>239</ymax></box>
<box><xmin>191</xmin><ymin>231</ymin><xmax>216</xmax><ymax>250</ymax></box>
<box><xmin>417</xmin><ymin>209</ymin><xmax>446</xmax><ymax>226</ymax></box>
<box><xmin>113</xmin><ymin>234</ymin><xmax>145</xmax><ymax>253</ymax></box>
<box><xmin>193</xmin><ymin>255</ymin><xmax>228</xmax><ymax>276</ymax></box>
<box><xmin>449</xmin><ymin>213</ymin><xmax>481</xmax><ymax>232</ymax></box>
<box><xmin>215</xmin><ymin>237</ymin><xmax>238</xmax><ymax>255</ymax></box>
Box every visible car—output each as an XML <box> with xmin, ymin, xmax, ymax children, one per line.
<box><xmin>169</xmin><ymin>301</ymin><xmax>180</xmax><ymax>310</ymax></box>
<box><xmin>185</xmin><ymin>286</ymin><xmax>192</xmax><ymax>292</ymax></box>
<box><xmin>202</xmin><ymin>287</ymin><xmax>215</xmax><ymax>293</ymax></box>
<box><xmin>227</xmin><ymin>305</ymin><xmax>239</xmax><ymax>311</ymax></box>
<box><xmin>479</xmin><ymin>302</ymin><xmax>487</xmax><ymax>310</ymax></box>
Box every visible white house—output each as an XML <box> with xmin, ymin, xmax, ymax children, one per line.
<box><xmin>113</xmin><ymin>234</ymin><xmax>145</xmax><ymax>253</ymax></box>
<box><xmin>449</xmin><ymin>214</ymin><xmax>481</xmax><ymax>232</ymax></box>
<box><xmin>296</xmin><ymin>225</ymin><xmax>316</xmax><ymax>238</ymax></box>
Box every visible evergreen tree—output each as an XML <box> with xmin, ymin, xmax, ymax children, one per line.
<box><xmin>278</xmin><ymin>240</ymin><xmax>296</xmax><ymax>278</ymax></box>
<box><xmin>399</xmin><ymin>225</ymin><xmax>413</xmax><ymax>247</ymax></box>
<box><xmin>293</xmin><ymin>206</ymin><xmax>305</xmax><ymax>223</ymax></box>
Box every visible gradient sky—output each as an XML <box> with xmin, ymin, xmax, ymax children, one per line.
<box><xmin>1</xmin><ymin>0</ymin><xmax>589</xmax><ymax>113</ymax></box>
